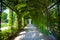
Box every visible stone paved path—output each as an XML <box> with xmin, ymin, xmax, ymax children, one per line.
<box><xmin>14</xmin><ymin>24</ymin><xmax>51</xmax><ymax>40</ymax></box>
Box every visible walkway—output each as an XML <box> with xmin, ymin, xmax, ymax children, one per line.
<box><xmin>14</xmin><ymin>24</ymin><xmax>50</xmax><ymax>40</ymax></box>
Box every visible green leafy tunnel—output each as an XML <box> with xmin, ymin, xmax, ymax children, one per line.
<box><xmin>0</xmin><ymin>0</ymin><xmax>60</xmax><ymax>40</ymax></box>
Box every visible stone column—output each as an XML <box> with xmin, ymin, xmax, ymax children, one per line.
<box><xmin>28</xmin><ymin>19</ymin><xmax>32</xmax><ymax>24</ymax></box>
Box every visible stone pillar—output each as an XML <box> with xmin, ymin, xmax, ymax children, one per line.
<box><xmin>28</xmin><ymin>19</ymin><xmax>32</xmax><ymax>24</ymax></box>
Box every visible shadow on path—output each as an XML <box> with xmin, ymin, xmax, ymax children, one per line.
<box><xmin>14</xmin><ymin>24</ymin><xmax>51</xmax><ymax>40</ymax></box>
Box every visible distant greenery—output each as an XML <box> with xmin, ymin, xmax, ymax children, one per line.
<box><xmin>1</xmin><ymin>23</ymin><xmax>8</xmax><ymax>28</ymax></box>
<box><xmin>1</xmin><ymin>12</ymin><xmax>8</xmax><ymax>22</ymax></box>
<box><xmin>1</xmin><ymin>14</ymin><xmax>18</xmax><ymax>40</ymax></box>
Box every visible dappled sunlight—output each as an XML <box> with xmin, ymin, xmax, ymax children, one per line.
<box><xmin>0</xmin><ymin>27</ymin><xmax>9</xmax><ymax>31</ymax></box>
<box><xmin>19</xmin><ymin>31</ymin><xmax>26</xmax><ymax>35</ymax></box>
<box><xmin>24</xmin><ymin>24</ymin><xmax>36</xmax><ymax>31</ymax></box>
<box><xmin>0</xmin><ymin>27</ymin><xmax>8</xmax><ymax>30</ymax></box>
<box><xmin>32</xmin><ymin>33</ymin><xmax>36</xmax><ymax>38</ymax></box>
<box><xmin>14</xmin><ymin>35</ymin><xmax>25</xmax><ymax>40</ymax></box>
<box><xmin>21</xmin><ymin>23</ymin><xmax>50</xmax><ymax>40</ymax></box>
<box><xmin>41</xmin><ymin>39</ymin><xmax>45</xmax><ymax>40</ymax></box>
<box><xmin>39</xmin><ymin>33</ymin><xmax>43</xmax><ymax>36</ymax></box>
